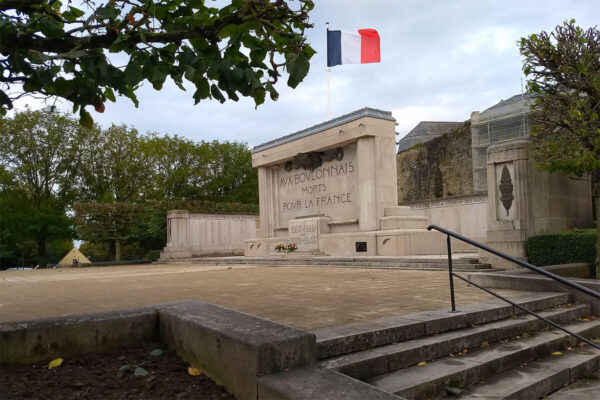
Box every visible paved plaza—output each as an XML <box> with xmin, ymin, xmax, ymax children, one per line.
<box><xmin>0</xmin><ymin>264</ymin><xmax>525</xmax><ymax>330</ymax></box>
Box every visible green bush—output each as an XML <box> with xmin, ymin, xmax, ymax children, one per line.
<box><xmin>527</xmin><ymin>229</ymin><xmax>596</xmax><ymax>266</ymax></box>
<box><xmin>145</xmin><ymin>250</ymin><xmax>162</xmax><ymax>262</ymax></box>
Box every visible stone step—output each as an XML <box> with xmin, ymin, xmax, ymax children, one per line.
<box><xmin>314</xmin><ymin>292</ymin><xmax>571</xmax><ymax>359</ymax></box>
<box><xmin>384</xmin><ymin>206</ymin><xmax>425</xmax><ymax>217</ymax></box>
<box><xmin>366</xmin><ymin>319</ymin><xmax>600</xmax><ymax>400</ymax></box>
<box><xmin>457</xmin><ymin>348</ymin><xmax>600</xmax><ymax>400</ymax></box>
<box><xmin>321</xmin><ymin>303</ymin><xmax>591</xmax><ymax>380</ymax></box>
<box><xmin>166</xmin><ymin>256</ymin><xmax>490</xmax><ymax>271</ymax></box>
<box><xmin>380</xmin><ymin>216</ymin><xmax>429</xmax><ymax>230</ymax></box>
<box><xmin>544</xmin><ymin>369</ymin><xmax>600</xmax><ymax>400</ymax></box>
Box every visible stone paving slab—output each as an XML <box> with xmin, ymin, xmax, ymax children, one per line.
<box><xmin>1</xmin><ymin>263</ymin><xmax>526</xmax><ymax>330</ymax></box>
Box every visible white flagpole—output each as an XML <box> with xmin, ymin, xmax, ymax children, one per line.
<box><xmin>326</xmin><ymin>22</ymin><xmax>331</xmax><ymax>119</ymax></box>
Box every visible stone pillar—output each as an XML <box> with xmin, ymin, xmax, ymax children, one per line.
<box><xmin>357</xmin><ymin>136</ymin><xmax>378</xmax><ymax>231</ymax></box>
<box><xmin>485</xmin><ymin>139</ymin><xmax>593</xmax><ymax>268</ymax></box>
<box><xmin>485</xmin><ymin>140</ymin><xmax>529</xmax><ymax>267</ymax></box>
<box><xmin>257</xmin><ymin>167</ymin><xmax>277</xmax><ymax>238</ymax></box>
<box><xmin>160</xmin><ymin>210</ymin><xmax>192</xmax><ymax>259</ymax></box>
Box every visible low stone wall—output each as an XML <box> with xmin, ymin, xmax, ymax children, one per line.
<box><xmin>0</xmin><ymin>301</ymin><xmax>394</xmax><ymax>400</ymax></box>
<box><xmin>161</xmin><ymin>210</ymin><xmax>258</xmax><ymax>259</ymax></box>
<box><xmin>407</xmin><ymin>194</ymin><xmax>488</xmax><ymax>243</ymax></box>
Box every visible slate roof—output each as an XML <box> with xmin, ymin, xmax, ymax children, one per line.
<box><xmin>397</xmin><ymin>121</ymin><xmax>462</xmax><ymax>153</ymax></box>
<box><xmin>483</xmin><ymin>93</ymin><xmax>535</xmax><ymax>112</ymax></box>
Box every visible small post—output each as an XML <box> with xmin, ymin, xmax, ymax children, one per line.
<box><xmin>447</xmin><ymin>235</ymin><xmax>456</xmax><ymax>312</ymax></box>
<box><xmin>326</xmin><ymin>22</ymin><xmax>331</xmax><ymax>119</ymax></box>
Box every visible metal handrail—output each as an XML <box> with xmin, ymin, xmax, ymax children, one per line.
<box><xmin>427</xmin><ymin>225</ymin><xmax>599</xmax><ymax>299</ymax></box>
<box><xmin>427</xmin><ymin>224</ymin><xmax>600</xmax><ymax>350</ymax></box>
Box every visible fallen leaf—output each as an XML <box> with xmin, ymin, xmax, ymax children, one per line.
<box><xmin>417</xmin><ymin>361</ymin><xmax>427</xmax><ymax>367</ymax></box>
<box><xmin>48</xmin><ymin>358</ymin><xmax>63</xmax><ymax>369</ymax></box>
<box><xmin>117</xmin><ymin>364</ymin><xmax>132</xmax><ymax>379</ymax></box>
<box><xmin>444</xmin><ymin>387</ymin><xmax>463</xmax><ymax>396</ymax></box>
<box><xmin>582</xmin><ymin>318</ymin><xmax>590</xmax><ymax>322</ymax></box>
<box><xmin>188</xmin><ymin>366</ymin><xmax>201</xmax><ymax>376</ymax></box>
<box><xmin>150</xmin><ymin>349</ymin><xmax>165</xmax><ymax>357</ymax></box>
<box><xmin>134</xmin><ymin>366</ymin><xmax>148</xmax><ymax>377</ymax></box>
<box><xmin>552</xmin><ymin>351</ymin><xmax>562</xmax><ymax>355</ymax></box>
<box><xmin>481</xmin><ymin>341</ymin><xmax>489</xmax><ymax>347</ymax></box>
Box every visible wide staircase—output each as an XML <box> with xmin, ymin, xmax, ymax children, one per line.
<box><xmin>315</xmin><ymin>292</ymin><xmax>600</xmax><ymax>399</ymax></box>
<box><xmin>166</xmin><ymin>254</ymin><xmax>492</xmax><ymax>271</ymax></box>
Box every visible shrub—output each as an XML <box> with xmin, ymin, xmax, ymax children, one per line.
<box><xmin>526</xmin><ymin>229</ymin><xmax>596</xmax><ymax>266</ymax></box>
<box><xmin>145</xmin><ymin>250</ymin><xmax>162</xmax><ymax>262</ymax></box>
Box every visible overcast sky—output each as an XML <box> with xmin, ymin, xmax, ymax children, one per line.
<box><xmin>13</xmin><ymin>0</ymin><xmax>600</xmax><ymax>148</ymax></box>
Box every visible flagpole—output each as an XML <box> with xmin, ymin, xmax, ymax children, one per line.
<box><xmin>326</xmin><ymin>22</ymin><xmax>331</xmax><ymax>120</ymax></box>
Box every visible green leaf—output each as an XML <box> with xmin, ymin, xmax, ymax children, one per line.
<box><xmin>193</xmin><ymin>78</ymin><xmax>210</xmax><ymax>104</ymax></box>
<box><xmin>109</xmin><ymin>36</ymin><xmax>131</xmax><ymax>53</ymax></box>
<box><xmin>286</xmin><ymin>53</ymin><xmax>310</xmax><ymax>89</ymax></box>
<box><xmin>38</xmin><ymin>17</ymin><xmax>63</xmax><ymax>39</ymax></box>
<box><xmin>79</xmin><ymin>109</ymin><xmax>93</xmax><ymax>128</ymax></box>
<box><xmin>134</xmin><ymin>366</ymin><xmax>148</xmax><ymax>377</ymax></box>
<box><xmin>63</xmin><ymin>7</ymin><xmax>85</xmax><ymax>22</ymax></box>
<box><xmin>210</xmin><ymin>84</ymin><xmax>226</xmax><ymax>103</ymax></box>
<box><xmin>253</xmin><ymin>88</ymin><xmax>265</xmax><ymax>106</ymax></box>
<box><xmin>124</xmin><ymin>65</ymin><xmax>143</xmax><ymax>85</ymax></box>
<box><xmin>96</xmin><ymin>6</ymin><xmax>120</xmax><ymax>20</ymax></box>
<box><xmin>104</xmin><ymin>88</ymin><xmax>116</xmax><ymax>102</ymax></box>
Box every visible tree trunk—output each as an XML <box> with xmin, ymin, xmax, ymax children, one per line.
<box><xmin>37</xmin><ymin>238</ymin><xmax>47</xmax><ymax>269</ymax></box>
<box><xmin>115</xmin><ymin>238</ymin><xmax>121</xmax><ymax>263</ymax></box>
<box><xmin>593</xmin><ymin>168</ymin><xmax>600</xmax><ymax>279</ymax></box>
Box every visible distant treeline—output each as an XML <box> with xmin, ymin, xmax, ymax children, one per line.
<box><xmin>0</xmin><ymin>109</ymin><xmax>258</xmax><ymax>267</ymax></box>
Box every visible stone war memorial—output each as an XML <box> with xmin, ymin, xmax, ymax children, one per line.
<box><xmin>245</xmin><ymin>108</ymin><xmax>463</xmax><ymax>257</ymax></box>
<box><xmin>242</xmin><ymin>105</ymin><xmax>593</xmax><ymax>265</ymax></box>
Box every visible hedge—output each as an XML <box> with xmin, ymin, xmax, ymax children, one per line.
<box><xmin>526</xmin><ymin>229</ymin><xmax>596</xmax><ymax>266</ymax></box>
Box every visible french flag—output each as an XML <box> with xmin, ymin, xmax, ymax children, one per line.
<box><xmin>327</xmin><ymin>29</ymin><xmax>380</xmax><ymax>67</ymax></box>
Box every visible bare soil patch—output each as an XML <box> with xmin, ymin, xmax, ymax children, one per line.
<box><xmin>0</xmin><ymin>341</ymin><xmax>236</xmax><ymax>400</ymax></box>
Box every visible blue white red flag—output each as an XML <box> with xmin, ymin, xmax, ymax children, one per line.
<box><xmin>327</xmin><ymin>29</ymin><xmax>380</xmax><ymax>67</ymax></box>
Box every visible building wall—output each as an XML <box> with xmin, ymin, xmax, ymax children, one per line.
<box><xmin>397</xmin><ymin>121</ymin><xmax>473</xmax><ymax>203</ymax></box>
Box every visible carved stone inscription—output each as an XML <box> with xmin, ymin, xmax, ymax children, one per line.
<box><xmin>277</xmin><ymin>145</ymin><xmax>358</xmax><ymax>225</ymax></box>
<box><xmin>289</xmin><ymin>219</ymin><xmax>319</xmax><ymax>251</ymax></box>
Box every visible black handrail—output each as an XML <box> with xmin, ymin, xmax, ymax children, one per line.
<box><xmin>427</xmin><ymin>225</ymin><xmax>599</xmax><ymax>299</ymax></box>
<box><xmin>427</xmin><ymin>224</ymin><xmax>600</xmax><ymax>350</ymax></box>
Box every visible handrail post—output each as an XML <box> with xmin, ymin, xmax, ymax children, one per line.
<box><xmin>447</xmin><ymin>235</ymin><xmax>456</xmax><ymax>312</ymax></box>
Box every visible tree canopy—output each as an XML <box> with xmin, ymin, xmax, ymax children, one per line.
<box><xmin>0</xmin><ymin>108</ymin><xmax>258</xmax><ymax>266</ymax></box>
<box><xmin>0</xmin><ymin>0</ymin><xmax>315</xmax><ymax>125</ymax></box>
<box><xmin>519</xmin><ymin>20</ymin><xmax>600</xmax><ymax>277</ymax></box>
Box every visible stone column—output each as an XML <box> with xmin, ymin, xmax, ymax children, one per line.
<box><xmin>257</xmin><ymin>166</ymin><xmax>278</xmax><ymax>238</ymax></box>
<box><xmin>485</xmin><ymin>141</ymin><xmax>530</xmax><ymax>267</ymax></box>
<box><xmin>357</xmin><ymin>136</ymin><xmax>378</xmax><ymax>231</ymax></box>
<box><xmin>160</xmin><ymin>210</ymin><xmax>192</xmax><ymax>259</ymax></box>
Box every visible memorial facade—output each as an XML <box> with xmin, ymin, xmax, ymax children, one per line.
<box><xmin>244</xmin><ymin>106</ymin><xmax>593</xmax><ymax>265</ymax></box>
<box><xmin>245</xmin><ymin>108</ymin><xmax>460</xmax><ymax>257</ymax></box>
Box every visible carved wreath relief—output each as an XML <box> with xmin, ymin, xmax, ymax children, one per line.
<box><xmin>284</xmin><ymin>147</ymin><xmax>344</xmax><ymax>171</ymax></box>
<box><xmin>498</xmin><ymin>165</ymin><xmax>514</xmax><ymax>216</ymax></box>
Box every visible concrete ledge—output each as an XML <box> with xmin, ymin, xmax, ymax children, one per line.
<box><xmin>157</xmin><ymin>301</ymin><xmax>317</xmax><ymax>400</ymax></box>
<box><xmin>257</xmin><ymin>365</ymin><xmax>403</xmax><ymax>400</ymax></box>
<box><xmin>467</xmin><ymin>272</ymin><xmax>600</xmax><ymax>313</ymax></box>
<box><xmin>0</xmin><ymin>307</ymin><xmax>157</xmax><ymax>363</ymax></box>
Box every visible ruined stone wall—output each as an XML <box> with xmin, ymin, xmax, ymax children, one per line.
<box><xmin>397</xmin><ymin>121</ymin><xmax>474</xmax><ymax>203</ymax></box>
